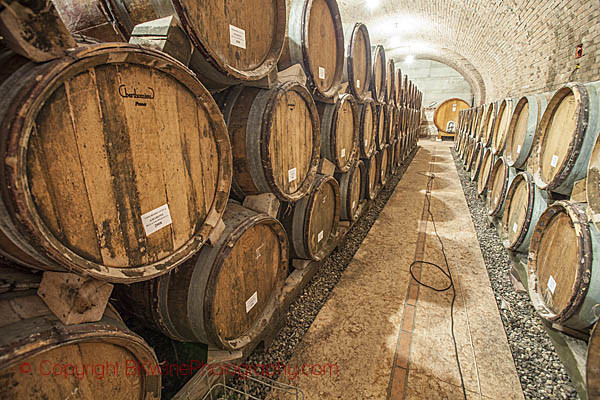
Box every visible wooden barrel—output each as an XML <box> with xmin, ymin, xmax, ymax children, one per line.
<box><xmin>528</xmin><ymin>200</ymin><xmax>600</xmax><ymax>330</ymax></box>
<box><xmin>0</xmin><ymin>281</ymin><xmax>161</xmax><ymax>399</ymax></box>
<box><xmin>394</xmin><ymin>69</ymin><xmax>403</xmax><ymax>106</ymax></box>
<box><xmin>0</xmin><ymin>50</ymin><xmax>28</xmax><ymax>87</ymax></box>
<box><xmin>388</xmin><ymin>104</ymin><xmax>398</xmax><ymax>142</ymax></box>
<box><xmin>53</xmin><ymin>0</ymin><xmax>286</xmax><ymax>89</ymax></box>
<box><xmin>343</xmin><ymin>23</ymin><xmax>371</xmax><ymax>101</ymax></box>
<box><xmin>281</xmin><ymin>0</ymin><xmax>344</xmax><ymax>101</ymax></box>
<box><xmin>386</xmin><ymin>59</ymin><xmax>395</xmax><ymax>104</ymax></box>
<box><xmin>358</xmin><ymin>98</ymin><xmax>376</xmax><ymax>158</ymax></box>
<box><xmin>0</xmin><ymin>43</ymin><xmax>231</xmax><ymax>282</ymax></box>
<box><xmin>479</xmin><ymin>103</ymin><xmax>494</xmax><ymax>144</ymax></box>
<box><xmin>486</xmin><ymin>157</ymin><xmax>516</xmax><ymax>217</ymax></box>
<box><xmin>467</xmin><ymin>140</ymin><xmax>481</xmax><ymax>172</ymax></box>
<box><xmin>377</xmin><ymin>145</ymin><xmax>390</xmax><ymax>186</ymax></box>
<box><xmin>490</xmin><ymin>98</ymin><xmax>515</xmax><ymax>155</ymax></box>
<box><xmin>434</xmin><ymin>98</ymin><xmax>468</xmax><ymax>134</ymax></box>
<box><xmin>470</xmin><ymin>145</ymin><xmax>484</xmax><ymax>182</ymax></box>
<box><xmin>375</xmin><ymin>103</ymin><xmax>386</xmax><ymax>150</ymax></box>
<box><xmin>501</xmin><ymin>171</ymin><xmax>548</xmax><ymax>252</ymax></box>
<box><xmin>115</xmin><ymin>202</ymin><xmax>288</xmax><ymax>349</ymax></box>
<box><xmin>336</xmin><ymin>160</ymin><xmax>366</xmax><ymax>222</ymax></box>
<box><xmin>318</xmin><ymin>94</ymin><xmax>359</xmax><ymax>173</ymax></box>
<box><xmin>394</xmin><ymin>137</ymin><xmax>403</xmax><ymax>169</ymax></box>
<box><xmin>471</xmin><ymin>106</ymin><xmax>481</xmax><ymax>137</ymax></box>
<box><xmin>474</xmin><ymin>106</ymin><xmax>484</xmax><ymax>140</ymax></box>
<box><xmin>505</xmin><ymin>93</ymin><xmax>551</xmax><ymax>170</ymax></box>
<box><xmin>477</xmin><ymin>148</ymin><xmax>495</xmax><ymax>196</ymax></box>
<box><xmin>534</xmin><ymin>82</ymin><xmax>600</xmax><ymax>194</ymax></box>
<box><xmin>280</xmin><ymin>174</ymin><xmax>340</xmax><ymax>261</ymax></box>
<box><xmin>587</xmin><ymin>133</ymin><xmax>600</xmax><ymax>231</ymax></box>
<box><xmin>218</xmin><ymin>81</ymin><xmax>320</xmax><ymax>202</ymax></box>
<box><xmin>363</xmin><ymin>152</ymin><xmax>379</xmax><ymax>200</ymax></box>
<box><xmin>370</xmin><ymin>45</ymin><xmax>386</xmax><ymax>103</ymax></box>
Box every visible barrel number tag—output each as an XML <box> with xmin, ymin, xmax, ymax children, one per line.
<box><xmin>512</xmin><ymin>223</ymin><xmax>518</xmax><ymax>233</ymax></box>
<box><xmin>341</xmin><ymin>148</ymin><xmax>346</xmax><ymax>158</ymax></box>
<box><xmin>547</xmin><ymin>275</ymin><xmax>557</xmax><ymax>295</ymax></box>
<box><xmin>317</xmin><ymin>230</ymin><xmax>324</xmax><ymax>243</ymax></box>
<box><xmin>141</xmin><ymin>204</ymin><xmax>172</xmax><ymax>236</ymax></box>
<box><xmin>356</xmin><ymin>80</ymin><xmax>360</xmax><ymax>89</ymax></box>
<box><xmin>365</xmin><ymin>139</ymin><xmax>369</xmax><ymax>148</ymax></box>
<box><xmin>352</xmin><ymin>200</ymin><xmax>356</xmax><ymax>209</ymax></box>
<box><xmin>318</xmin><ymin>67</ymin><xmax>326</xmax><ymax>80</ymax></box>
<box><xmin>229</xmin><ymin>24</ymin><xmax>246</xmax><ymax>49</ymax></box>
<box><xmin>517</xmin><ymin>145</ymin><xmax>521</xmax><ymax>154</ymax></box>
<box><xmin>288</xmin><ymin>168</ymin><xmax>297</xmax><ymax>183</ymax></box>
<box><xmin>246</xmin><ymin>292</ymin><xmax>258</xmax><ymax>313</ymax></box>
<box><xmin>550</xmin><ymin>155</ymin><xmax>559</xmax><ymax>168</ymax></box>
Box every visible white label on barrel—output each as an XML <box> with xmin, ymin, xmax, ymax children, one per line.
<box><xmin>352</xmin><ymin>200</ymin><xmax>356</xmax><ymax>209</ymax></box>
<box><xmin>356</xmin><ymin>79</ymin><xmax>360</xmax><ymax>88</ymax></box>
<box><xmin>246</xmin><ymin>292</ymin><xmax>258</xmax><ymax>313</ymax></box>
<box><xmin>141</xmin><ymin>204</ymin><xmax>172</xmax><ymax>236</ymax></box>
<box><xmin>512</xmin><ymin>222</ymin><xmax>518</xmax><ymax>233</ymax></box>
<box><xmin>517</xmin><ymin>145</ymin><xmax>521</xmax><ymax>154</ymax></box>
<box><xmin>547</xmin><ymin>275</ymin><xmax>557</xmax><ymax>295</ymax></box>
<box><xmin>229</xmin><ymin>24</ymin><xmax>246</xmax><ymax>49</ymax></box>
<box><xmin>452</xmin><ymin>104</ymin><xmax>457</xmax><ymax>112</ymax></box>
<box><xmin>495</xmin><ymin>196</ymin><xmax>498</xmax><ymax>205</ymax></box>
<box><xmin>318</xmin><ymin>67</ymin><xmax>326</xmax><ymax>80</ymax></box>
<box><xmin>550</xmin><ymin>155</ymin><xmax>559</xmax><ymax>168</ymax></box>
<box><xmin>318</xmin><ymin>230</ymin><xmax>324</xmax><ymax>242</ymax></box>
<box><xmin>288</xmin><ymin>168</ymin><xmax>297</xmax><ymax>183</ymax></box>
<box><xmin>365</xmin><ymin>139</ymin><xmax>369</xmax><ymax>147</ymax></box>
<box><xmin>341</xmin><ymin>148</ymin><xmax>346</xmax><ymax>158</ymax></box>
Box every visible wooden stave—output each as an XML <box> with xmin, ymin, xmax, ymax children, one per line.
<box><xmin>0</xmin><ymin>43</ymin><xmax>232</xmax><ymax>283</ymax></box>
<box><xmin>528</xmin><ymin>200</ymin><xmax>600</xmax><ymax>330</ymax></box>
<box><xmin>358</xmin><ymin>98</ymin><xmax>377</xmax><ymax>158</ymax></box>
<box><xmin>218</xmin><ymin>81</ymin><xmax>320</xmax><ymax>202</ymax></box>
<box><xmin>486</xmin><ymin>157</ymin><xmax>516</xmax><ymax>217</ymax></box>
<box><xmin>335</xmin><ymin>160</ymin><xmax>366</xmax><ymax>222</ymax></box>
<box><xmin>501</xmin><ymin>171</ymin><xmax>548</xmax><ymax>253</ymax></box>
<box><xmin>0</xmin><ymin>287</ymin><xmax>161</xmax><ymax>399</ymax></box>
<box><xmin>370</xmin><ymin>45</ymin><xmax>386</xmax><ymax>103</ymax></box>
<box><xmin>343</xmin><ymin>23</ymin><xmax>372</xmax><ymax>101</ymax></box>
<box><xmin>114</xmin><ymin>203</ymin><xmax>288</xmax><ymax>350</ymax></box>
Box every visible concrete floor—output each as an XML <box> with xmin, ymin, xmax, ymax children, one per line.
<box><xmin>280</xmin><ymin>140</ymin><xmax>524</xmax><ymax>399</ymax></box>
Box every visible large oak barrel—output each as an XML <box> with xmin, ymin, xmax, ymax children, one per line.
<box><xmin>394</xmin><ymin>69</ymin><xmax>403</xmax><ymax>106</ymax></box>
<box><xmin>370</xmin><ymin>45</ymin><xmax>386</xmax><ymax>103</ymax></box>
<box><xmin>486</xmin><ymin>157</ymin><xmax>516</xmax><ymax>217</ymax></box>
<box><xmin>501</xmin><ymin>171</ymin><xmax>548</xmax><ymax>252</ymax></box>
<box><xmin>318</xmin><ymin>94</ymin><xmax>359</xmax><ymax>172</ymax></box>
<box><xmin>115</xmin><ymin>203</ymin><xmax>288</xmax><ymax>350</ymax></box>
<box><xmin>534</xmin><ymin>82</ymin><xmax>600</xmax><ymax>194</ymax></box>
<box><xmin>336</xmin><ymin>160</ymin><xmax>366</xmax><ymax>222</ymax></box>
<box><xmin>363</xmin><ymin>152</ymin><xmax>379</xmax><ymax>200</ymax></box>
<box><xmin>0</xmin><ymin>275</ymin><xmax>160</xmax><ymax>399</ymax></box>
<box><xmin>0</xmin><ymin>44</ymin><xmax>231</xmax><ymax>282</ymax></box>
<box><xmin>281</xmin><ymin>0</ymin><xmax>344</xmax><ymax>101</ymax></box>
<box><xmin>470</xmin><ymin>145</ymin><xmax>484</xmax><ymax>182</ymax></box>
<box><xmin>375</xmin><ymin>103</ymin><xmax>386</xmax><ymax>151</ymax></box>
<box><xmin>477</xmin><ymin>148</ymin><xmax>495</xmax><ymax>196</ymax></box>
<box><xmin>528</xmin><ymin>201</ymin><xmax>600</xmax><ymax>330</ymax></box>
<box><xmin>466</xmin><ymin>139</ymin><xmax>479</xmax><ymax>172</ymax></box>
<box><xmin>53</xmin><ymin>0</ymin><xmax>286</xmax><ymax>89</ymax></box>
<box><xmin>343</xmin><ymin>23</ymin><xmax>371</xmax><ymax>101</ymax></box>
<box><xmin>358</xmin><ymin>98</ymin><xmax>377</xmax><ymax>158</ymax></box>
<box><xmin>505</xmin><ymin>93</ymin><xmax>551</xmax><ymax>169</ymax></box>
<box><xmin>386</xmin><ymin>104</ymin><xmax>396</xmax><ymax>142</ymax></box>
<box><xmin>218</xmin><ymin>82</ymin><xmax>320</xmax><ymax>202</ymax></box>
<box><xmin>386</xmin><ymin>59</ymin><xmax>395</xmax><ymax>104</ymax></box>
<box><xmin>482</xmin><ymin>102</ymin><xmax>498</xmax><ymax>147</ymax></box>
<box><xmin>434</xmin><ymin>98</ymin><xmax>468</xmax><ymax>134</ymax></box>
<box><xmin>394</xmin><ymin>138</ymin><xmax>403</xmax><ymax>170</ymax></box>
<box><xmin>491</xmin><ymin>98</ymin><xmax>515</xmax><ymax>155</ymax></box>
<box><xmin>377</xmin><ymin>145</ymin><xmax>390</xmax><ymax>186</ymax></box>
<box><xmin>280</xmin><ymin>174</ymin><xmax>340</xmax><ymax>261</ymax></box>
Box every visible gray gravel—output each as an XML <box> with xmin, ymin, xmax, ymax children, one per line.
<box><xmin>451</xmin><ymin>149</ymin><xmax>578</xmax><ymax>400</ymax></box>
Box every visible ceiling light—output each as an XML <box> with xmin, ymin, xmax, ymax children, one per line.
<box><xmin>405</xmin><ymin>55</ymin><xmax>415</xmax><ymax>63</ymax></box>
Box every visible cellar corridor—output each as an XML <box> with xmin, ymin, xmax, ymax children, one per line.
<box><xmin>278</xmin><ymin>139</ymin><xmax>523</xmax><ymax>399</ymax></box>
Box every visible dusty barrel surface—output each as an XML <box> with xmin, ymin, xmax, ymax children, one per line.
<box><xmin>336</xmin><ymin>160</ymin><xmax>366</xmax><ymax>222</ymax></box>
<box><xmin>386</xmin><ymin>59</ymin><xmax>395</xmax><ymax>104</ymax></box>
<box><xmin>363</xmin><ymin>152</ymin><xmax>379</xmax><ymax>200</ymax></box>
<box><xmin>491</xmin><ymin>98</ymin><xmax>515</xmax><ymax>155</ymax></box>
<box><xmin>318</xmin><ymin>94</ymin><xmax>359</xmax><ymax>173</ymax></box>
<box><xmin>218</xmin><ymin>81</ymin><xmax>320</xmax><ymax>202</ymax></box>
<box><xmin>434</xmin><ymin>98</ymin><xmax>468</xmax><ymax>134</ymax></box>
<box><xmin>53</xmin><ymin>0</ymin><xmax>286</xmax><ymax>89</ymax></box>
<box><xmin>0</xmin><ymin>278</ymin><xmax>160</xmax><ymax>399</ymax></box>
<box><xmin>280</xmin><ymin>174</ymin><xmax>340</xmax><ymax>261</ymax></box>
<box><xmin>477</xmin><ymin>148</ymin><xmax>495</xmax><ymax>196</ymax></box>
<box><xmin>280</xmin><ymin>0</ymin><xmax>344</xmax><ymax>101</ymax></box>
<box><xmin>505</xmin><ymin>93</ymin><xmax>551</xmax><ymax>169</ymax></box>
<box><xmin>358</xmin><ymin>98</ymin><xmax>376</xmax><ymax>158</ymax></box>
<box><xmin>528</xmin><ymin>201</ymin><xmax>600</xmax><ymax>330</ymax></box>
<box><xmin>0</xmin><ymin>43</ymin><xmax>231</xmax><ymax>282</ymax></box>
<box><xmin>486</xmin><ymin>157</ymin><xmax>516</xmax><ymax>217</ymax></box>
<box><xmin>534</xmin><ymin>82</ymin><xmax>600</xmax><ymax>194</ymax></box>
<box><xmin>370</xmin><ymin>45</ymin><xmax>386</xmax><ymax>103</ymax></box>
<box><xmin>501</xmin><ymin>171</ymin><xmax>548</xmax><ymax>253</ymax></box>
<box><xmin>115</xmin><ymin>203</ymin><xmax>288</xmax><ymax>350</ymax></box>
<box><xmin>343</xmin><ymin>23</ymin><xmax>371</xmax><ymax>101</ymax></box>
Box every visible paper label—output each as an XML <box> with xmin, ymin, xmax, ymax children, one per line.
<box><xmin>356</xmin><ymin>79</ymin><xmax>360</xmax><ymax>89</ymax></box>
<box><xmin>512</xmin><ymin>222</ymin><xmax>518</xmax><ymax>233</ymax></box>
<box><xmin>341</xmin><ymin>148</ymin><xmax>346</xmax><ymax>158</ymax></box>
<box><xmin>550</xmin><ymin>155</ymin><xmax>559</xmax><ymax>168</ymax></box>
<box><xmin>229</xmin><ymin>24</ymin><xmax>246</xmax><ymax>49</ymax></box>
<box><xmin>352</xmin><ymin>200</ymin><xmax>356</xmax><ymax>209</ymax></box>
<box><xmin>517</xmin><ymin>144</ymin><xmax>521</xmax><ymax>154</ymax></box>
<box><xmin>288</xmin><ymin>168</ymin><xmax>297</xmax><ymax>183</ymax></box>
<box><xmin>365</xmin><ymin>139</ymin><xmax>369</xmax><ymax>147</ymax></box>
<box><xmin>246</xmin><ymin>292</ymin><xmax>258</xmax><ymax>313</ymax></box>
<box><xmin>317</xmin><ymin>230</ymin><xmax>324</xmax><ymax>242</ymax></box>
<box><xmin>547</xmin><ymin>275</ymin><xmax>557</xmax><ymax>295</ymax></box>
<box><xmin>141</xmin><ymin>204</ymin><xmax>172</xmax><ymax>236</ymax></box>
<box><xmin>452</xmin><ymin>104</ymin><xmax>457</xmax><ymax>112</ymax></box>
<box><xmin>318</xmin><ymin>67</ymin><xmax>326</xmax><ymax>80</ymax></box>
<box><xmin>495</xmin><ymin>196</ymin><xmax>499</xmax><ymax>205</ymax></box>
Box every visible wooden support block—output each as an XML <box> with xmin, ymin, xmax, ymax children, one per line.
<box><xmin>318</xmin><ymin>158</ymin><xmax>337</xmax><ymax>176</ymax></box>
<box><xmin>276</xmin><ymin>63</ymin><xmax>307</xmax><ymax>85</ymax></box>
<box><xmin>570</xmin><ymin>178</ymin><xmax>587</xmax><ymax>203</ymax></box>
<box><xmin>0</xmin><ymin>0</ymin><xmax>76</xmax><ymax>62</ymax></box>
<box><xmin>244</xmin><ymin>66</ymin><xmax>278</xmax><ymax>89</ymax></box>
<box><xmin>243</xmin><ymin>193</ymin><xmax>281</xmax><ymax>218</ymax></box>
<box><xmin>207</xmin><ymin>218</ymin><xmax>226</xmax><ymax>246</ymax></box>
<box><xmin>292</xmin><ymin>258</ymin><xmax>313</xmax><ymax>270</ymax></box>
<box><xmin>129</xmin><ymin>16</ymin><xmax>193</xmax><ymax>66</ymax></box>
<box><xmin>551</xmin><ymin>323</ymin><xmax>589</xmax><ymax>342</ymax></box>
<box><xmin>37</xmin><ymin>272</ymin><xmax>113</xmax><ymax>325</ymax></box>
<box><xmin>509</xmin><ymin>269</ymin><xmax>527</xmax><ymax>293</ymax></box>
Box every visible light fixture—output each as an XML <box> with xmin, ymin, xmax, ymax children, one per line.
<box><xmin>405</xmin><ymin>55</ymin><xmax>415</xmax><ymax>63</ymax></box>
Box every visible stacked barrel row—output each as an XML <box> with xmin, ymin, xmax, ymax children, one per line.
<box><xmin>0</xmin><ymin>0</ymin><xmax>422</xmax><ymax>398</ymax></box>
<box><xmin>455</xmin><ymin>82</ymin><xmax>600</xmax><ymax>397</ymax></box>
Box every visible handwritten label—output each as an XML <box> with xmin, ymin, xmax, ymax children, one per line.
<box><xmin>288</xmin><ymin>168</ymin><xmax>297</xmax><ymax>183</ymax></box>
<box><xmin>512</xmin><ymin>222</ymin><xmax>518</xmax><ymax>233</ymax></box>
<box><xmin>341</xmin><ymin>148</ymin><xmax>346</xmax><ymax>158</ymax></box>
<box><xmin>141</xmin><ymin>204</ymin><xmax>172</xmax><ymax>236</ymax></box>
<box><xmin>550</xmin><ymin>155</ymin><xmax>559</xmax><ymax>168</ymax></box>
<box><xmin>119</xmin><ymin>85</ymin><xmax>154</xmax><ymax>99</ymax></box>
<box><xmin>356</xmin><ymin>79</ymin><xmax>360</xmax><ymax>89</ymax></box>
<box><xmin>517</xmin><ymin>144</ymin><xmax>521</xmax><ymax>154</ymax></box>
<box><xmin>229</xmin><ymin>24</ymin><xmax>246</xmax><ymax>49</ymax></box>
<box><xmin>318</xmin><ymin>67</ymin><xmax>326</xmax><ymax>80</ymax></box>
<box><xmin>547</xmin><ymin>275</ymin><xmax>557</xmax><ymax>295</ymax></box>
<box><xmin>317</xmin><ymin>230</ymin><xmax>324</xmax><ymax>242</ymax></box>
<box><xmin>246</xmin><ymin>292</ymin><xmax>258</xmax><ymax>313</ymax></box>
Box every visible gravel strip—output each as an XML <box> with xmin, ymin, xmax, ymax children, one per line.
<box><xmin>451</xmin><ymin>149</ymin><xmax>578</xmax><ymax>400</ymax></box>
